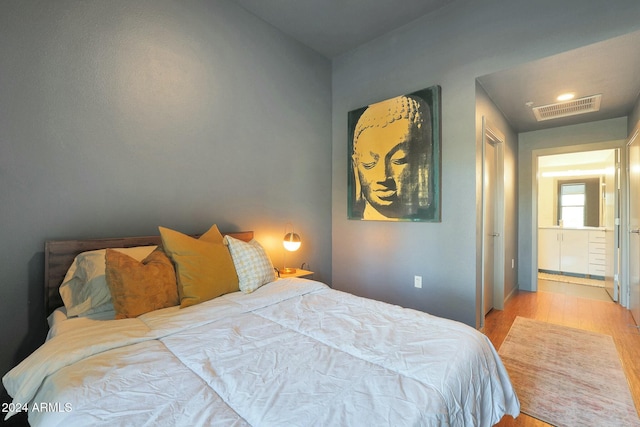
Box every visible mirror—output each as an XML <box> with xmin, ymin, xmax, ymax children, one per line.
<box><xmin>538</xmin><ymin>149</ymin><xmax>615</xmax><ymax>229</ymax></box>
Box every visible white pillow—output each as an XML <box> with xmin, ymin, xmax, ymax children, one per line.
<box><xmin>59</xmin><ymin>246</ymin><xmax>157</xmax><ymax>317</ymax></box>
<box><xmin>223</xmin><ymin>236</ymin><xmax>276</xmax><ymax>293</ymax></box>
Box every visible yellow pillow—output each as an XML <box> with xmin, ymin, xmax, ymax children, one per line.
<box><xmin>105</xmin><ymin>248</ymin><xmax>179</xmax><ymax>319</ymax></box>
<box><xmin>159</xmin><ymin>225</ymin><xmax>239</xmax><ymax>308</ymax></box>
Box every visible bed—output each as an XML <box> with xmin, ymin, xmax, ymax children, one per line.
<box><xmin>3</xmin><ymin>226</ymin><xmax>519</xmax><ymax>426</ymax></box>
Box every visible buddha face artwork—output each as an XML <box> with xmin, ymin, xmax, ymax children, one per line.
<box><xmin>348</xmin><ymin>86</ymin><xmax>441</xmax><ymax>222</ymax></box>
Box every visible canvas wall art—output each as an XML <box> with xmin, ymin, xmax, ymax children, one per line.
<box><xmin>348</xmin><ymin>86</ymin><xmax>441</xmax><ymax>222</ymax></box>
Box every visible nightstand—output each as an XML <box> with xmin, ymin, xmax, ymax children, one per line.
<box><xmin>279</xmin><ymin>269</ymin><xmax>314</xmax><ymax>279</ymax></box>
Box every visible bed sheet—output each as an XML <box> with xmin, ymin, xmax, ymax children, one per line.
<box><xmin>4</xmin><ymin>278</ymin><xmax>519</xmax><ymax>426</ymax></box>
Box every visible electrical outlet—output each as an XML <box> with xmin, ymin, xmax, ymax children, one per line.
<box><xmin>414</xmin><ymin>275</ymin><xmax>422</xmax><ymax>288</ymax></box>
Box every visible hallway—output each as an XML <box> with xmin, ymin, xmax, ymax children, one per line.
<box><xmin>486</xmin><ymin>286</ymin><xmax>640</xmax><ymax>426</ymax></box>
<box><xmin>538</xmin><ymin>275</ymin><xmax>611</xmax><ymax>302</ymax></box>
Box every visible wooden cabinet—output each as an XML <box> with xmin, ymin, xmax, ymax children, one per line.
<box><xmin>538</xmin><ymin>228</ymin><xmax>591</xmax><ymax>275</ymax></box>
<box><xmin>588</xmin><ymin>230</ymin><xmax>606</xmax><ymax>276</ymax></box>
<box><xmin>538</xmin><ymin>228</ymin><xmax>561</xmax><ymax>271</ymax></box>
<box><xmin>560</xmin><ymin>229</ymin><xmax>590</xmax><ymax>275</ymax></box>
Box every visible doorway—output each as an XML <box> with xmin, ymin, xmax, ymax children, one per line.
<box><xmin>536</xmin><ymin>148</ymin><xmax>620</xmax><ymax>301</ymax></box>
<box><xmin>482</xmin><ymin>118</ymin><xmax>505</xmax><ymax>315</ymax></box>
<box><xmin>628</xmin><ymin>121</ymin><xmax>640</xmax><ymax>325</ymax></box>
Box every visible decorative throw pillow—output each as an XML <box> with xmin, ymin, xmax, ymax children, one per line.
<box><xmin>59</xmin><ymin>246</ymin><xmax>157</xmax><ymax>317</ymax></box>
<box><xmin>159</xmin><ymin>225</ymin><xmax>239</xmax><ymax>308</ymax></box>
<box><xmin>105</xmin><ymin>248</ymin><xmax>179</xmax><ymax>319</ymax></box>
<box><xmin>224</xmin><ymin>236</ymin><xmax>276</xmax><ymax>293</ymax></box>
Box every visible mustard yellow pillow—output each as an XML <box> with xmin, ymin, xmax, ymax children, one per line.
<box><xmin>105</xmin><ymin>248</ymin><xmax>179</xmax><ymax>319</ymax></box>
<box><xmin>159</xmin><ymin>225</ymin><xmax>239</xmax><ymax>308</ymax></box>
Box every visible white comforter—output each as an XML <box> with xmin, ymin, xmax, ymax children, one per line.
<box><xmin>4</xmin><ymin>279</ymin><xmax>519</xmax><ymax>426</ymax></box>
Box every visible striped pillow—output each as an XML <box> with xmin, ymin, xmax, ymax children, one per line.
<box><xmin>224</xmin><ymin>236</ymin><xmax>276</xmax><ymax>293</ymax></box>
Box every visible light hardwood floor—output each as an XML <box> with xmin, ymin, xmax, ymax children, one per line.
<box><xmin>486</xmin><ymin>281</ymin><xmax>640</xmax><ymax>426</ymax></box>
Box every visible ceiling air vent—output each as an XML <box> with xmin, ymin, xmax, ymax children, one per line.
<box><xmin>532</xmin><ymin>94</ymin><xmax>602</xmax><ymax>121</ymax></box>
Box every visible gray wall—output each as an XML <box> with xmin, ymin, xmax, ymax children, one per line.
<box><xmin>3</xmin><ymin>0</ymin><xmax>640</xmax><ymax>402</ymax></box>
<box><xmin>0</xmin><ymin>0</ymin><xmax>331</xmax><ymax>390</ymax></box>
<box><xmin>518</xmin><ymin>117</ymin><xmax>629</xmax><ymax>291</ymax></box>
<box><xmin>331</xmin><ymin>0</ymin><xmax>640</xmax><ymax>327</ymax></box>
<box><xmin>475</xmin><ymin>83</ymin><xmax>519</xmax><ymax>308</ymax></box>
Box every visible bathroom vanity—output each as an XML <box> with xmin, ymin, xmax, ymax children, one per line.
<box><xmin>538</xmin><ymin>227</ymin><xmax>606</xmax><ymax>277</ymax></box>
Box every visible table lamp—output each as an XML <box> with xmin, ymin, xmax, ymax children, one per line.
<box><xmin>282</xmin><ymin>226</ymin><xmax>301</xmax><ymax>274</ymax></box>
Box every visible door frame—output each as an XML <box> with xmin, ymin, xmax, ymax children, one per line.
<box><xmin>626</xmin><ymin>119</ymin><xmax>640</xmax><ymax>319</ymax></box>
<box><xmin>530</xmin><ymin>140</ymin><xmax>628</xmax><ymax>306</ymax></box>
<box><xmin>482</xmin><ymin>118</ymin><xmax>505</xmax><ymax>316</ymax></box>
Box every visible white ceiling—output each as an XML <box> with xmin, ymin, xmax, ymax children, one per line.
<box><xmin>231</xmin><ymin>1</ymin><xmax>640</xmax><ymax>133</ymax></box>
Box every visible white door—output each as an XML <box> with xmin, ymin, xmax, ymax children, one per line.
<box><xmin>604</xmin><ymin>149</ymin><xmax>620</xmax><ymax>301</ymax></box>
<box><xmin>482</xmin><ymin>119</ymin><xmax>504</xmax><ymax>315</ymax></box>
<box><xmin>483</xmin><ymin>139</ymin><xmax>496</xmax><ymax>315</ymax></box>
<box><xmin>559</xmin><ymin>229</ymin><xmax>590</xmax><ymax>275</ymax></box>
<box><xmin>538</xmin><ymin>228</ymin><xmax>560</xmax><ymax>271</ymax></box>
<box><xmin>628</xmin><ymin>124</ymin><xmax>640</xmax><ymax>325</ymax></box>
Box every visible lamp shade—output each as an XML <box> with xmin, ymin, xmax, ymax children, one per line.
<box><xmin>283</xmin><ymin>232</ymin><xmax>301</xmax><ymax>251</ymax></box>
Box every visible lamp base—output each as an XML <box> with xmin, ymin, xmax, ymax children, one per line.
<box><xmin>282</xmin><ymin>267</ymin><xmax>297</xmax><ymax>274</ymax></box>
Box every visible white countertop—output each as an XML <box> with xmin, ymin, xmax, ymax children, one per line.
<box><xmin>538</xmin><ymin>226</ymin><xmax>605</xmax><ymax>230</ymax></box>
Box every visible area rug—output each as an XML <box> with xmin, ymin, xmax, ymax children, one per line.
<box><xmin>498</xmin><ymin>317</ymin><xmax>640</xmax><ymax>427</ymax></box>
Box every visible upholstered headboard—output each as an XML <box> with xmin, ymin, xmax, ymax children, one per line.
<box><xmin>44</xmin><ymin>231</ymin><xmax>254</xmax><ymax>316</ymax></box>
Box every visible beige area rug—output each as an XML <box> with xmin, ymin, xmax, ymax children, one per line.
<box><xmin>538</xmin><ymin>271</ymin><xmax>605</xmax><ymax>288</ymax></box>
<box><xmin>499</xmin><ymin>317</ymin><xmax>640</xmax><ymax>427</ymax></box>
